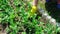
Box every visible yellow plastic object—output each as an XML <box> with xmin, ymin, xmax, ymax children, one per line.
<box><xmin>29</xmin><ymin>6</ymin><xmax>37</xmax><ymax>17</ymax></box>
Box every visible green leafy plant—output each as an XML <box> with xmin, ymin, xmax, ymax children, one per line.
<box><xmin>0</xmin><ymin>0</ymin><xmax>59</xmax><ymax>34</ymax></box>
